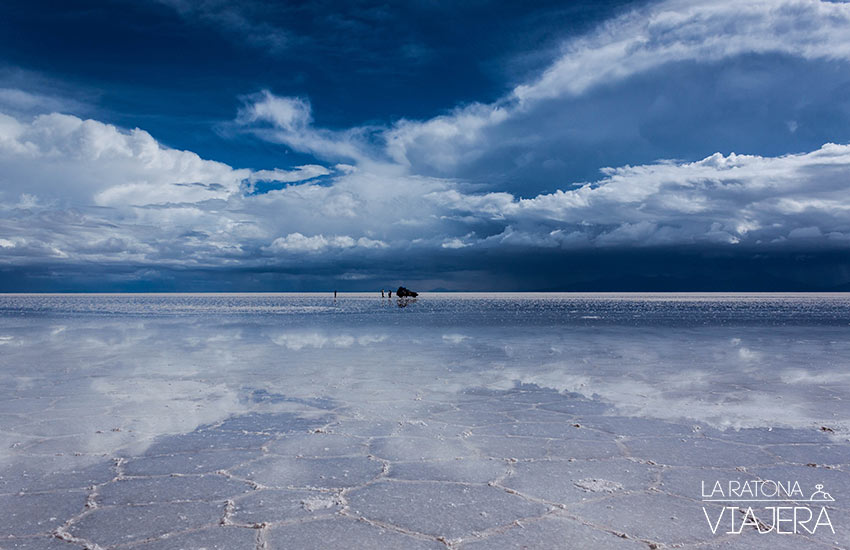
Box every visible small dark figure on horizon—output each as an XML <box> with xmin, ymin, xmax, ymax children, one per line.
<box><xmin>334</xmin><ymin>290</ymin><xmax>337</xmax><ymax>299</ymax></box>
<box><xmin>381</xmin><ymin>289</ymin><xmax>385</xmax><ymax>298</ymax></box>
<box><xmin>396</xmin><ymin>286</ymin><xmax>418</xmax><ymax>298</ymax></box>
<box><xmin>388</xmin><ymin>290</ymin><xmax>392</xmax><ymax>298</ymax></box>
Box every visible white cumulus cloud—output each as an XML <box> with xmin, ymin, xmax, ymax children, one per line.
<box><xmin>381</xmin><ymin>0</ymin><xmax>850</xmax><ymax>174</ymax></box>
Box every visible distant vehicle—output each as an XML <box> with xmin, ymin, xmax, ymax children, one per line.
<box><xmin>396</xmin><ymin>286</ymin><xmax>418</xmax><ymax>298</ymax></box>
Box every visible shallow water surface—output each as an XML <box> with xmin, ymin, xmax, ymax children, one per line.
<box><xmin>0</xmin><ymin>294</ymin><xmax>847</xmax><ymax>549</ymax></box>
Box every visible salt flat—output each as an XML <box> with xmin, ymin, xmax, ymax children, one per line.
<box><xmin>0</xmin><ymin>294</ymin><xmax>847</xmax><ymax>549</ymax></box>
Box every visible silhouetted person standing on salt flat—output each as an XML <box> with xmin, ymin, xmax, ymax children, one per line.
<box><xmin>381</xmin><ymin>290</ymin><xmax>385</xmax><ymax>298</ymax></box>
<box><xmin>334</xmin><ymin>290</ymin><xmax>337</xmax><ymax>299</ymax></box>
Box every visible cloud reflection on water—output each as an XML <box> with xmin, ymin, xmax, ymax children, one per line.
<box><xmin>1</xmin><ymin>294</ymin><xmax>849</xmax><ymax>467</ymax></box>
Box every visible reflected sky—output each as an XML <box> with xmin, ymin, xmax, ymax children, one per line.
<box><xmin>1</xmin><ymin>293</ymin><xmax>849</xmax><ymax>465</ymax></box>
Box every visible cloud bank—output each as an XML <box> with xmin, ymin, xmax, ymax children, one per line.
<box><xmin>3</xmin><ymin>111</ymin><xmax>850</xmax><ymax>272</ymax></box>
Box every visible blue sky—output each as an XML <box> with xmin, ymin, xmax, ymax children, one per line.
<box><xmin>2</xmin><ymin>0</ymin><xmax>850</xmax><ymax>291</ymax></box>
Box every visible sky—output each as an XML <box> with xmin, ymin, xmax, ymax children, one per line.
<box><xmin>2</xmin><ymin>0</ymin><xmax>850</xmax><ymax>291</ymax></box>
